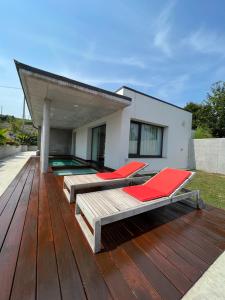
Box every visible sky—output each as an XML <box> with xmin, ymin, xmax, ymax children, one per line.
<box><xmin>0</xmin><ymin>0</ymin><xmax>225</xmax><ymax>118</ymax></box>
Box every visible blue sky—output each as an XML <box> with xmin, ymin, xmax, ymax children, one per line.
<box><xmin>0</xmin><ymin>0</ymin><xmax>225</xmax><ymax>118</ymax></box>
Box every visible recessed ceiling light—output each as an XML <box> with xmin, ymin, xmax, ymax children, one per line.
<box><xmin>73</xmin><ymin>104</ymin><xmax>79</xmax><ymax>108</ymax></box>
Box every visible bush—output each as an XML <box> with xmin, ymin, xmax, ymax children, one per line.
<box><xmin>194</xmin><ymin>126</ymin><xmax>213</xmax><ymax>139</ymax></box>
<box><xmin>0</xmin><ymin>129</ymin><xmax>7</xmax><ymax>145</ymax></box>
<box><xmin>16</xmin><ymin>132</ymin><xmax>38</xmax><ymax>146</ymax></box>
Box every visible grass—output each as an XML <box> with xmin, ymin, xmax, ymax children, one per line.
<box><xmin>187</xmin><ymin>170</ymin><xmax>225</xmax><ymax>209</ymax></box>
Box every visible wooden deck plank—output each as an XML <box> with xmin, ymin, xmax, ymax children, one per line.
<box><xmin>10</xmin><ymin>159</ymin><xmax>40</xmax><ymax>300</ymax></box>
<box><xmin>46</xmin><ymin>174</ymin><xmax>86</xmax><ymax>300</ymax></box>
<box><xmin>123</xmin><ymin>219</ymin><xmax>202</xmax><ymax>282</ymax></box>
<box><xmin>0</xmin><ymin>165</ymin><xmax>35</xmax><ymax>300</ymax></box>
<box><xmin>0</xmin><ymin>159</ymin><xmax>34</xmax><ymax>249</ymax></box>
<box><xmin>0</xmin><ymin>159</ymin><xmax>31</xmax><ymax>215</ymax></box>
<box><xmin>55</xmin><ymin>176</ymin><xmax>113</xmax><ymax>300</ymax></box>
<box><xmin>37</xmin><ymin>174</ymin><xmax>61</xmax><ymax>300</ymax></box>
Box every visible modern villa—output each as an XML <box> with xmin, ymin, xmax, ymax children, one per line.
<box><xmin>15</xmin><ymin>60</ymin><xmax>192</xmax><ymax>174</ymax></box>
<box><xmin>0</xmin><ymin>60</ymin><xmax>222</xmax><ymax>299</ymax></box>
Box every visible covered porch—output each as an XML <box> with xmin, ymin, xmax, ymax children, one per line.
<box><xmin>15</xmin><ymin>61</ymin><xmax>131</xmax><ymax>173</ymax></box>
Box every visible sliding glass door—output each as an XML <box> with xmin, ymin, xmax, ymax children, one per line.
<box><xmin>91</xmin><ymin>125</ymin><xmax>106</xmax><ymax>164</ymax></box>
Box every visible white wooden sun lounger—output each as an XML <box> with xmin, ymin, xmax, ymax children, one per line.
<box><xmin>75</xmin><ymin>171</ymin><xmax>205</xmax><ymax>253</ymax></box>
<box><xmin>63</xmin><ymin>162</ymin><xmax>148</xmax><ymax>203</ymax></box>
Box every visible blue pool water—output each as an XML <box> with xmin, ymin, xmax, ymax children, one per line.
<box><xmin>53</xmin><ymin>168</ymin><xmax>97</xmax><ymax>176</ymax></box>
<box><xmin>49</xmin><ymin>159</ymin><xmax>84</xmax><ymax>167</ymax></box>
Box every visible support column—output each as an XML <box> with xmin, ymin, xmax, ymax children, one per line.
<box><xmin>40</xmin><ymin>99</ymin><xmax>51</xmax><ymax>173</ymax></box>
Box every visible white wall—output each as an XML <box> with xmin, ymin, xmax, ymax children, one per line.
<box><xmin>74</xmin><ymin>110</ymin><xmax>124</xmax><ymax>167</ymax></box>
<box><xmin>73</xmin><ymin>88</ymin><xmax>192</xmax><ymax>173</ymax></box>
<box><xmin>117</xmin><ymin>88</ymin><xmax>192</xmax><ymax>173</ymax></box>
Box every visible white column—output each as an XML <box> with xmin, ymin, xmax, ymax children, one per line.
<box><xmin>40</xmin><ymin>99</ymin><xmax>51</xmax><ymax>173</ymax></box>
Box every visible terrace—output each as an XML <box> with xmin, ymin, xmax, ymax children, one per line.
<box><xmin>0</xmin><ymin>156</ymin><xmax>225</xmax><ymax>300</ymax></box>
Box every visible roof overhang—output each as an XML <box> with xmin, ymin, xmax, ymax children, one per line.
<box><xmin>15</xmin><ymin>61</ymin><xmax>131</xmax><ymax>129</ymax></box>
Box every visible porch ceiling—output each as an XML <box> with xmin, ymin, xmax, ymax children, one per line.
<box><xmin>15</xmin><ymin>61</ymin><xmax>131</xmax><ymax>129</ymax></box>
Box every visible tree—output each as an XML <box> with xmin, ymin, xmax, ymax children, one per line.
<box><xmin>184</xmin><ymin>102</ymin><xmax>203</xmax><ymax>129</ymax></box>
<box><xmin>184</xmin><ymin>81</ymin><xmax>225</xmax><ymax>137</ymax></box>
<box><xmin>204</xmin><ymin>81</ymin><xmax>225</xmax><ymax>137</ymax></box>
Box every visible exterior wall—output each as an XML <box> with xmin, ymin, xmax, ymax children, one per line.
<box><xmin>0</xmin><ymin>145</ymin><xmax>22</xmax><ymax>159</ymax></box>
<box><xmin>74</xmin><ymin>110</ymin><xmax>124</xmax><ymax>167</ymax></box>
<box><xmin>189</xmin><ymin>138</ymin><xmax>225</xmax><ymax>174</ymax></box>
<box><xmin>73</xmin><ymin>88</ymin><xmax>192</xmax><ymax>173</ymax></box>
<box><xmin>49</xmin><ymin>128</ymin><xmax>72</xmax><ymax>155</ymax></box>
<box><xmin>116</xmin><ymin>88</ymin><xmax>192</xmax><ymax>173</ymax></box>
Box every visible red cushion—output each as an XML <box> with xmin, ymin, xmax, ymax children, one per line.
<box><xmin>145</xmin><ymin>168</ymin><xmax>191</xmax><ymax>196</ymax></box>
<box><xmin>123</xmin><ymin>185</ymin><xmax>165</xmax><ymax>202</ymax></box>
<box><xmin>96</xmin><ymin>172</ymin><xmax>123</xmax><ymax>180</ymax></box>
<box><xmin>116</xmin><ymin>161</ymin><xmax>146</xmax><ymax>177</ymax></box>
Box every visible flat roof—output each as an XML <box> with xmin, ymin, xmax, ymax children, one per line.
<box><xmin>15</xmin><ymin>60</ymin><xmax>132</xmax><ymax>102</ymax></box>
<box><xmin>116</xmin><ymin>86</ymin><xmax>190</xmax><ymax>113</ymax></box>
<box><xmin>14</xmin><ymin>61</ymin><xmax>132</xmax><ymax>129</ymax></box>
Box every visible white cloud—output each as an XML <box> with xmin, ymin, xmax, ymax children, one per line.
<box><xmin>153</xmin><ymin>0</ymin><xmax>177</xmax><ymax>57</ymax></box>
<box><xmin>59</xmin><ymin>70</ymin><xmax>153</xmax><ymax>88</ymax></box>
<box><xmin>185</xmin><ymin>28</ymin><xmax>225</xmax><ymax>56</ymax></box>
<box><xmin>154</xmin><ymin>74</ymin><xmax>189</xmax><ymax>102</ymax></box>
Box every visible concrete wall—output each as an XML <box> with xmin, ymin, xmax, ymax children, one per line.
<box><xmin>189</xmin><ymin>138</ymin><xmax>225</xmax><ymax>174</ymax></box>
<box><xmin>74</xmin><ymin>88</ymin><xmax>192</xmax><ymax>173</ymax></box>
<box><xmin>49</xmin><ymin>128</ymin><xmax>72</xmax><ymax>155</ymax></box>
<box><xmin>0</xmin><ymin>145</ymin><xmax>22</xmax><ymax>159</ymax></box>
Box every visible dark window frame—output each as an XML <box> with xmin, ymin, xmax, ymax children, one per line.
<box><xmin>128</xmin><ymin>120</ymin><xmax>164</xmax><ymax>158</ymax></box>
<box><xmin>91</xmin><ymin>124</ymin><xmax>106</xmax><ymax>163</ymax></box>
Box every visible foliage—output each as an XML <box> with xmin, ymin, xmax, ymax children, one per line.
<box><xmin>16</xmin><ymin>132</ymin><xmax>38</xmax><ymax>146</ymax></box>
<box><xmin>204</xmin><ymin>81</ymin><xmax>225</xmax><ymax>137</ymax></box>
<box><xmin>0</xmin><ymin>129</ymin><xmax>7</xmax><ymax>145</ymax></box>
<box><xmin>184</xmin><ymin>102</ymin><xmax>203</xmax><ymax>129</ymax></box>
<box><xmin>0</xmin><ymin>114</ymin><xmax>37</xmax><ymax>146</ymax></box>
<box><xmin>194</xmin><ymin>126</ymin><xmax>213</xmax><ymax>139</ymax></box>
<box><xmin>184</xmin><ymin>81</ymin><xmax>225</xmax><ymax>137</ymax></box>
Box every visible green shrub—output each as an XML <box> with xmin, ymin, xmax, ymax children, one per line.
<box><xmin>194</xmin><ymin>126</ymin><xmax>213</xmax><ymax>139</ymax></box>
<box><xmin>0</xmin><ymin>129</ymin><xmax>7</xmax><ymax>145</ymax></box>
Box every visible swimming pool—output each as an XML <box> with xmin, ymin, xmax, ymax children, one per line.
<box><xmin>53</xmin><ymin>168</ymin><xmax>97</xmax><ymax>176</ymax></box>
<box><xmin>49</xmin><ymin>158</ymin><xmax>85</xmax><ymax>167</ymax></box>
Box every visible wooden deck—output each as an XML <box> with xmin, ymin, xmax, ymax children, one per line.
<box><xmin>0</xmin><ymin>157</ymin><xmax>225</xmax><ymax>300</ymax></box>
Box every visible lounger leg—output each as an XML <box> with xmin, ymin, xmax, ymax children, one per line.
<box><xmin>75</xmin><ymin>202</ymin><xmax>102</xmax><ymax>253</ymax></box>
<box><xmin>63</xmin><ymin>180</ymin><xmax>76</xmax><ymax>203</ymax></box>
<box><xmin>196</xmin><ymin>190</ymin><xmax>206</xmax><ymax>209</ymax></box>
<box><xmin>93</xmin><ymin>220</ymin><xmax>101</xmax><ymax>253</ymax></box>
<box><xmin>70</xmin><ymin>186</ymin><xmax>75</xmax><ymax>203</ymax></box>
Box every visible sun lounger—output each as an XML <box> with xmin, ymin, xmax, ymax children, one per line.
<box><xmin>75</xmin><ymin>168</ymin><xmax>205</xmax><ymax>253</ymax></box>
<box><xmin>63</xmin><ymin>161</ymin><xmax>148</xmax><ymax>203</ymax></box>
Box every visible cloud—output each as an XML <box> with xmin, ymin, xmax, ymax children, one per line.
<box><xmin>16</xmin><ymin>31</ymin><xmax>146</xmax><ymax>69</ymax></box>
<box><xmin>154</xmin><ymin>74</ymin><xmax>189</xmax><ymax>102</ymax></box>
<box><xmin>59</xmin><ymin>70</ymin><xmax>153</xmax><ymax>88</ymax></box>
<box><xmin>185</xmin><ymin>28</ymin><xmax>225</xmax><ymax>56</ymax></box>
<box><xmin>153</xmin><ymin>0</ymin><xmax>177</xmax><ymax>57</ymax></box>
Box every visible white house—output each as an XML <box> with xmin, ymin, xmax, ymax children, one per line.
<box><xmin>15</xmin><ymin>60</ymin><xmax>192</xmax><ymax>173</ymax></box>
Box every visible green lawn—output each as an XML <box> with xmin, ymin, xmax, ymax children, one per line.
<box><xmin>187</xmin><ymin>170</ymin><xmax>225</xmax><ymax>209</ymax></box>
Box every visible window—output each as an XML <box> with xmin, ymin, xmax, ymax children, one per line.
<box><xmin>129</xmin><ymin>121</ymin><xmax>163</xmax><ymax>157</ymax></box>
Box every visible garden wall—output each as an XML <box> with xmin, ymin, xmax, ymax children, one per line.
<box><xmin>189</xmin><ymin>138</ymin><xmax>225</xmax><ymax>174</ymax></box>
<box><xmin>0</xmin><ymin>145</ymin><xmax>22</xmax><ymax>159</ymax></box>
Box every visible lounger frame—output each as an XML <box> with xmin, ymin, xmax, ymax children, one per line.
<box><xmin>75</xmin><ymin>172</ymin><xmax>205</xmax><ymax>253</ymax></box>
<box><xmin>63</xmin><ymin>164</ymin><xmax>148</xmax><ymax>203</ymax></box>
